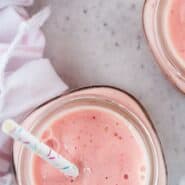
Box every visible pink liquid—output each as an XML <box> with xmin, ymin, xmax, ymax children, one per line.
<box><xmin>32</xmin><ymin>106</ymin><xmax>150</xmax><ymax>185</ymax></box>
<box><xmin>166</xmin><ymin>0</ymin><xmax>185</xmax><ymax>60</ymax></box>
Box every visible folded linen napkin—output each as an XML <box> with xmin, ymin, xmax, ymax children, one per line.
<box><xmin>0</xmin><ymin>0</ymin><xmax>68</xmax><ymax>184</ymax></box>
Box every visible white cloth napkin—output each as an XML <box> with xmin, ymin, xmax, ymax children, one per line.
<box><xmin>0</xmin><ymin>0</ymin><xmax>68</xmax><ymax>184</ymax></box>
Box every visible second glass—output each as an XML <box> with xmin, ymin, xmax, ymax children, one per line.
<box><xmin>143</xmin><ymin>0</ymin><xmax>185</xmax><ymax>93</ymax></box>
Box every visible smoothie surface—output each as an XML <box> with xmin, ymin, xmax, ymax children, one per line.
<box><xmin>166</xmin><ymin>0</ymin><xmax>185</xmax><ymax>61</ymax></box>
<box><xmin>32</xmin><ymin>106</ymin><xmax>150</xmax><ymax>185</ymax></box>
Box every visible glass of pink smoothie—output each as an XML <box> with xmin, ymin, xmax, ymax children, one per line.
<box><xmin>143</xmin><ymin>0</ymin><xmax>185</xmax><ymax>93</ymax></box>
<box><xmin>12</xmin><ymin>86</ymin><xmax>167</xmax><ymax>185</ymax></box>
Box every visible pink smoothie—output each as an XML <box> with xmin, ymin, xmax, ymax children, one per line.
<box><xmin>165</xmin><ymin>0</ymin><xmax>185</xmax><ymax>61</ymax></box>
<box><xmin>32</xmin><ymin>106</ymin><xmax>150</xmax><ymax>185</ymax></box>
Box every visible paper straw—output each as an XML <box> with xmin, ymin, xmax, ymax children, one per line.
<box><xmin>2</xmin><ymin>119</ymin><xmax>79</xmax><ymax>177</ymax></box>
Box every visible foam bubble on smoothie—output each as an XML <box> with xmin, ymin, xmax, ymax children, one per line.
<box><xmin>31</xmin><ymin>106</ymin><xmax>152</xmax><ymax>185</ymax></box>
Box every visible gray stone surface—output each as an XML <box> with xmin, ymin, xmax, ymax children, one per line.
<box><xmin>31</xmin><ymin>0</ymin><xmax>185</xmax><ymax>184</ymax></box>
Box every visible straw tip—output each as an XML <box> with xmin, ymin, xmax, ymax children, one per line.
<box><xmin>62</xmin><ymin>165</ymin><xmax>79</xmax><ymax>178</ymax></box>
<box><xmin>70</xmin><ymin>165</ymin><xmax>79</xmax><ymax>178</ymax></box>
<box><xmin>73</xmin><ymin>166</ymin><xmax>79</xmax><ymax>178</ymax></box>
<box><xmin>2</xmin><ymin>119</ymin><xmax>17</xmax><ymax>134</ymax></box>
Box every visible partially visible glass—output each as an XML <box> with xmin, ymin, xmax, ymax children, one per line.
<box><xmin>12</xmin><ymin>86</ymin><xmax>167</xmax><ymax>185</ymax></box>
<box><xmin>143</xmin><ymin>0</ymin><xmax>185</xmax><ymax>93</ymax></box>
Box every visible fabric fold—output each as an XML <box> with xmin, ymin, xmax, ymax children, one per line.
<box><xmin>0</xmin><ymin>1</ymin><xmax>68</xmax><ymax>184</ymax></box>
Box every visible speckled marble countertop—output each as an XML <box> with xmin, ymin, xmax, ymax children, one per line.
<box><xmin>31</xmin><ymin>0</ymin><xmax>185</xmax><ymax>184</ymax></box>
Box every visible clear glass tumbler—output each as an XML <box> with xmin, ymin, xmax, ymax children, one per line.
<box><xmin>143</xmin><ymin>0</ymin><xmax>185</xmax><ymax>93</ymax></box>
<box><xmin>13</xmin><ymin>86</ymin><xmax>167</xmax><ymax>185</ymax></box>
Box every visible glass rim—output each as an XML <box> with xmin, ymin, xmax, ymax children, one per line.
<box><xmin>142</xmin><ymin>0</ymin><xmax>185</xmax><ymax>94</ymax></box>
<box><xmin>12</xmin><ymin>85</ymin><xmax>168</xmax><ymax>185</ymax></box>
